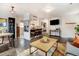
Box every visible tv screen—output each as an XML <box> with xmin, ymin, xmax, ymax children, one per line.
<box><xmin>50</xmin><ymin>19</ymin><xmax>59</xmax><ymax>25</ymax></box>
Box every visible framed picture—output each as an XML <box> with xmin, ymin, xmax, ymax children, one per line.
<box><xmin>0</xmin><ymin>18</ymin><xmax>7</xmax><ymax>27</ymax></box>
<box><xmin>0</xmin><ymin>18</ymin><xmax>7</xmax><ymax>30</ymax></box>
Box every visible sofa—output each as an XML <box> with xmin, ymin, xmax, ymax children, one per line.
<box><xmin>66</xmin><ymin>42</ymin><xmax>79</xmax><ymax>56</ymax></box>
<box><xmin>0</xmin><ymin>43</ymin><xmax>9</xmax><ymax>53</ymax></box>
<box><xmin>73</xmin><ymin>34</ymin><xmax>79</xmax><ymax>48</ymax></box>
<box><xmin>0</xmin><ymin>43</ymin><xmax>16</xmax><ymax>56</ymax></box>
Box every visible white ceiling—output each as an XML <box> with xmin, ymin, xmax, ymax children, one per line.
<box><xmin>0</xmin><ymin>3</ymin><xmax>79</xmax><ymax>19</ymax></box>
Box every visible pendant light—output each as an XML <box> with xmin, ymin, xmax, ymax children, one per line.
<box><xmin>10</xmin><ymin>6</ymin><xmax>15</xmax><ymax>14</ymax></box>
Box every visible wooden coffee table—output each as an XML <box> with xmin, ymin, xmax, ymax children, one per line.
<box><xmin>30</xmin><ymin>38</ymin><xmax>58</xmax><ymax>56</ymax></box>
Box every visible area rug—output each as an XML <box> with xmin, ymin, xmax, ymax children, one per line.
<box><xmin>52</xmin><ymin>42</ymin><xmax>66</xmax><ymax>56</ymax></box>
<box><xmin>16</xmin><ymin>42</ymin><xmax>66</xmax><ymax>56</ymax></box>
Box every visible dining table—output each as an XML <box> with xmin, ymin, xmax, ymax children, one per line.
<box><xmin>0</xmin><ymin>33</ymin><xmax>13</xmax><ymax>45</ymax></box>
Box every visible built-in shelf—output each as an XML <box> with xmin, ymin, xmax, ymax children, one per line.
<box><xmin>66</xmin><ymin>22</ymin><xmax>76</xmax><ymax>24</ymax></box>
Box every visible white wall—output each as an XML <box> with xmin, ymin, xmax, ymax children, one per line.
<box><xmin>30</xmin><ymin>15</ymin><xmax>41</xmax><ymax>29</ymax></box>
<box><xmin>49</xmin><ymin>14</ymin><xmax>79</xmax><ymax>39</ymax></box>
<box><xmin>0</xmin><ymin>10</ymin><xmax>25</xmax><ymax>39</ymax></box>
<box><xmin>60</xmin><ymin>14</ymin><xmax>79</xmax><ymax>38</ymax></box>
<box><xmin>48</xmin><ymin>17</ymin><xmax>61</xmax><ymax>36</ymax></box>
<box><xmin>41</xmin><ymin>18</ymin><xmax>49</xmax><ymax>34</ymax></box>
<box><xmin>49</xmin><ymin>15</ymin><xmax>79</xmax><ymax>39</ymax></box>
<box><xmin>41</xmin><ymin>17</ymin><xmax>61</xmax><ymax>35</ymax></box>
<box><xmin>30</xmin><ymin>14</ymin><xmax>79</xmax><ymax>39</ymax></box>
<box><xmin>16</xmin><ymin>16</ymin><xmax>24</xmax><ymax>38</ymax></box>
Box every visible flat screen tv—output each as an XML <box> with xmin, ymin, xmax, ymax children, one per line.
<box><xmin>50</xmin><ymin>19</ymin><xmax>59</xmax><ymax>25</ymax></box>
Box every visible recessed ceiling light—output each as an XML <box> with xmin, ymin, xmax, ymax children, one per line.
<box><xmin>43</xmin><ymin>6</ymin><xmax>54</xmax><ymax>13</ymax></box>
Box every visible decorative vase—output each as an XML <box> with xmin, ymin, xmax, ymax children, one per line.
<box><xmin>42</xmin><ymin>36</ymin><xmax>48</xmax><ymax>42</ymax></box>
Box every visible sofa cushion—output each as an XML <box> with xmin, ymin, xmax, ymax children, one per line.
<box><xmin>0</xmin><ymin>43</ymin><xmax>9</xmax><ymax>53</ymax></box>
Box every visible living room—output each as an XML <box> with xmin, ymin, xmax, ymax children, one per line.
<box><xmin>0</xmin><ymin>3</ymin><xmax>79</xmax><ymax>56</ymax></box>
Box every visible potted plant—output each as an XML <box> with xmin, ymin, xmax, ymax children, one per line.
<box><xmin>75</xmin><ymin>25</ymin><xmax>79</xmax><ymax>34</ymax></box>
